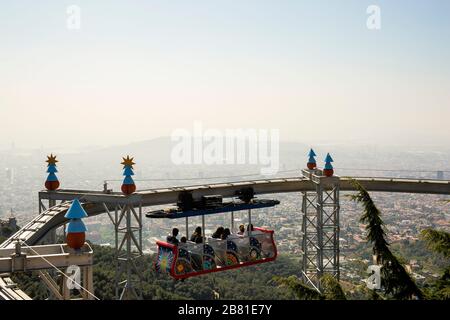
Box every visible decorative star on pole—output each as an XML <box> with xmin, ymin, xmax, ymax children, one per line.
<box><xmin>121</xmin><ymin>155</ymin><xmax>136</xmax><ymax>195</ymax></box>
<box><xmin>121</xmin><ymin>155</ymin><xmax>135</xmax><ymax>168</ymax></box>
<box><xmin>45</xmin><ymin>154</ymin><xmax>60</xmax><ymax>190</ymax></box>
<box><xmin>46</xmin><ymin>154</ymin><xmax>58</xmax><ymax>166</ymax></box>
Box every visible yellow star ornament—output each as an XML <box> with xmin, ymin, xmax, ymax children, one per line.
<box><xmin>121</xmin><ymin>155</ymin><xmax>135</xmax><ymax>168</ymax></box>
<box><xmin>46</xmin><ymin>154</ymin><xmax>58</xmax><ymax>166</ymax></box>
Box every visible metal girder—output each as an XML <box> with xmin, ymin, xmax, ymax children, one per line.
<box><xmin>38</xmin><ymin>177</ymin><xmax>450</xmax><ymax>209</ymax></box>
<box><xmin>0</xmin><ymin>243</ymin><xmax>93</xmax><ymax>273</ymax></box>
<box><xmin>38</xmin><ymin>270</ymin><xmax>64</xmax><ymax>300</ymax></box>
<box><xmin>0</xmin><ymin>243</ymin><xmax>94</xmax><ymax>301</ymax></box>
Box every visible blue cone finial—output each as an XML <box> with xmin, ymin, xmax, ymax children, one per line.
<box><xmin>65</xmin><ymin>219</ymin><xmax>88</xmax><ymax>233</ymax></box>
<box><xmin>65</xmin><ymin>199</ymin><xmax>88</xmax><ymax>219</ymax></box>
<box><xmin>324</xmin><ymin>153</ymin><xmax>334</xmax><ymax>170</ymax></box>
<box><xmin>308</xmin><ymin>148</ymin><xmax>317</xmax><ymax>164</ymax></box>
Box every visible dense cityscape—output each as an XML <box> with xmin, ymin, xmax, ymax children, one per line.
<box><xmin>1</xmin><ymin>141</ymin><xmax>448</xmax><ymax>291</ymax></box>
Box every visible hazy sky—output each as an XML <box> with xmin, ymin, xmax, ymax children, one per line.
<box><xmin>1</xmin><ymin>0</ymin><xmax>449</xmax><ymax>149</ymax></box>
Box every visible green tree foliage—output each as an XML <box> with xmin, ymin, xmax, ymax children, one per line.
<box><xmin>0</xmin><ymin>223</ymin><xmax>19</xmax><ymax>243</ymax></box>
<box><xmin>91</xmin><ymin>245</ymin><xmax>297</xmax><ymax>300</ymax></box>
<box><xmin>349</xmin><ymin>179</ymin><xmax>423</xmax><ymax>299</ymax></box>
<box><xmin>420</xmin><ymin>229</ymin><xmax>450</xmax><ymax>300</ymax></box>
<box><xmin>273</xmin><ymin>275</ymin><xmax>323</xmax><ymax>300</ymax></box>
<box><xmin>390</xmin><ymin>239</ymin><xmax>448</xmax><ymax>274</ymax></box>
<box><xmin>11</xmin><ymin>272</ymin><xmax>49</xmax><ymax>300</ymax></box>
<box><xmin>343</xmin><ymin>283</ymin><xmax>384</xmax><ymax>300</ymax></box>
<box><xmin>421</xmin><ymin>229</ymin><xmax>450</xmax><ymax>259</ymax></box>
<box><xmin>321</xmin><ymin>274</ymin><xmax>346</xmax><ymax>300</ymax></box>
<box><xmin>273</xmin><ymin>274</ymin><xmax>347</xmax><ymax>300</ymax></box>
<box><xmin>423</xmin><ymin>267</ymin><xmax>450</xmax><ymax>300</ymax></box>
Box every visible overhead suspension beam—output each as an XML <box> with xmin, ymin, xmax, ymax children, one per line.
<box><xmin>38</xmin><ymin>177</ymin><xmax>449</xmax><ymax>207</ymax></box>
<box><xmin>4</xmin><ymin>177</ymin><xmax>448</xmax><ymax>250</ymax></box>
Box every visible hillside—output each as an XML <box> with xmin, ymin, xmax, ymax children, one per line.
<box><xmin>2</xmin><ymin>226</ymin><xmax>448</xmax><ymax>300</ymax></box>
<box><xmin>10</xmin><ymin>244</ymin><xmax>298</xmax><ymax>300</ymax></box>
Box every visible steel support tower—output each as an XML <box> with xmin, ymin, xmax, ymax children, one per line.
<box><xmin>39</xmin><ymin>192</ymin><xmax>144</xmax><ymax>300</ymax></box>
<box><xmin>301</xmin><ymin>169</ymin><xmax>340</xmax><ymax>292</ymax></box>
<box><xmin>105</xmin><ymin>202</ymin><xmax>143</xmax><ymax>300</ymax></box>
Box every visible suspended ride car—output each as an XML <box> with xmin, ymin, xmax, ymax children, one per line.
<box><xmin>146</xmin><ymin>188</ymin><xmax>279</xmax><ymax>280</ymax></box>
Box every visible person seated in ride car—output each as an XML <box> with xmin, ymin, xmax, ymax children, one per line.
<box><xmin>190</xmin><ymin>226</ymin><xmax>203</xmax><ymax>244</ymax></box>
<box><xmin>167</xmin><ymin>228</ymin><xmax>179</xmax><ymax>245</ymax></box>
<box><xmin>221</xmin><ymin>228</ymin><xmax>231</xmax><ymax>240</ymax></box>
<box><xmin>211</xmin><ymin>227</ymin><xmax>224</xmax><ymax>239</ymax></box>
<box><xmin>237</xmin><ymin>224</ymin><xmax>245</xmax><ymax>236</ymax></box>
<box><xmin>178</xmin><ymin>236</ymin><xmax>188</xmax><ymax>248</ymax></box>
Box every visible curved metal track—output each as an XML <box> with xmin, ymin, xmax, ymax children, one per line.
<box><xmin>1</xmin><ymin>176</ymin><xmax>449</xmax><ymax>299</ymax></box>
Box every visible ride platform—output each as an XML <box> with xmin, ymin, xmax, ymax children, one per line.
<box><xmin>145</xmin><ymin>199</ymin><xmax>280</xmax><ymax>219</ymax></box>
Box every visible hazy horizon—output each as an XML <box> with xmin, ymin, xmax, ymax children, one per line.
<box><xmin>2</xmin><ymin>135</ymin><xmax>450</xmax><ymax>154</ymax></box>
<box><xmin>1</xmin><ymin>0</ymin><xmax>449</xmax><ymax>149</ymax></box>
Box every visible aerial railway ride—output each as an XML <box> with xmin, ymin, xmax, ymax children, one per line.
<box><xmin>146</xmin><ymin>188</ymin><xmax>279</xmax><ymax>280</ymax></box>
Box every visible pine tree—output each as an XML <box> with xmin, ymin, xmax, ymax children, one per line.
<box><xmin>420</xmin><ymin>228</ymin><xmax>450</xmax><ymax>299</ymax></box>
<box><xmin>349</xmin><ymin>179</ymin><xmax>423</xmax><ymax>299</ymax></box>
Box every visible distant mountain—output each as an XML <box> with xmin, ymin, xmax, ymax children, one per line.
<box><xmin>65</xmin><ymin>137</ymin><xmax>175</xmax><ymax>165</ymax></box>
